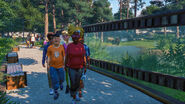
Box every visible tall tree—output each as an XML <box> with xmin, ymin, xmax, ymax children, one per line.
<box><xmin>0</xmin><ymin>0</ymin><xmax>15</xmax><ymax>35</ymax></box>
<box><xmin>44</xmin><ymin>0</ymin><xmax>49</xmax><ymax>38</ymax></box>
<box><xmin>50</xmin><ymin>0</ymin><xmax>56</xmax><ymax>33</ymax></box>
<box><xmin>114</xmin><ymin>6</ymin><xmax>133</xmax><ymax>20</ymax></box>
<box><xmin>131</xmin><ymin>0</ymin><xmax>145</xmax><ymax>17</ymax></box>
<box><xmin>126</xmin><ymin>0</ymin><xmax>131</xmax><ymax>19</ymax></box>
<box><xmin>92</xmin><ymin>0</ymin><xmax>113</xmax><ymax>42</ymax></box>
<box><xmin>118</xmin><ymin>0</ymin><xmax>123</xmax><ymax>20</ymax></box>
<box><xmin>117</xmin><ymin>0</ymin><xmax>131</xmax><ymax>20</ymax></box>
<box><xmin>60</xmin><ymin>0</ymin><xmax>92</xmax><ymax>26</ymax></box>
<box><xmin>150</xmin><ymin>0</ymin><xmax>164</xmax><ymax>7</ymax></box>
<box><xmin>55</xmin><ymin>0</ymin><xmax>70</xmax><ymax>29</ymax></box>
<box><xmin>163</xmin><ymin>0</ymin><xmax>180</xmax><ymax>38</ymax></box>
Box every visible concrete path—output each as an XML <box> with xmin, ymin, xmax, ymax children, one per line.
<box><xmin>6</xmin><ymin>46</ymin><xmax>162</xmax><ymax>104</ymax></box>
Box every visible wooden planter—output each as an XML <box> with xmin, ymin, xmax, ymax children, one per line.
<box><xmin>6</xmin><ymin>72</ymin><xmax>27</xmax><ymax>90</ymax></box>
<box><xmin>5</xmin><ymin>64</ymin><xmax>27</xmax><ymax>90</ymax></box>
<box><xmin>6</xmin><ymin>52</ymin><xmax>18</xmax><ymax>63</ymax></box>
<box><xmin>12</xmin><ymin>46</ymin><xmax>20</xmax><ymax>52</ymax></box>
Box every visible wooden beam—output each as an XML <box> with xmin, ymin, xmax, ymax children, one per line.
<box><xmin>83</xmin><ymin>9</ymin><xmax>185</xmax><ymax>33</ymax></box>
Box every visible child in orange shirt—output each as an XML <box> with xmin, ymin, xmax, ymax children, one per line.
<box><xmin>47</xmin><ymin>33</ymin><xmax>65</xmax><ymax>100</ymax></box>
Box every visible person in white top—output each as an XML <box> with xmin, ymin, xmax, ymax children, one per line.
<box><xmin>31</xmin><ymin>34</ymin><xmax>35</xmax><ymax>48</ymax></box>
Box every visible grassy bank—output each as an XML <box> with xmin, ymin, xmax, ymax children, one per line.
<box><xmin>119</xmin><ymin>40</ymin><xmax>156</xmax><ymax>49</ymax></box>
<box><xmin>102</xmin><ymin>40</ymin><xmax>156</xmax><ymax>49</ymax></box>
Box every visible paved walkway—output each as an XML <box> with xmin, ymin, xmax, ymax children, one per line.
<box><xmin>6</xmin><ymin>46</ymin><xmax>162</xmax><ymax>104</ymax></box>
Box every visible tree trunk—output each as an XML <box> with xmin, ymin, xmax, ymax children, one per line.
<box><xmin>96</xmin><ymin>32</ymin><xmax>98</xmax><ymax>39</ymax></box>
<box><xmin>61</xmin><ymin>9</ymin><xmax>64</xmax><ymax>29</ymax></box>
<box><xmin>101</xmin><ymin>32</ymin><xmax>104</xmax><ymax>42</ymax></box>
<box><xmin>79</xmin><ymin>22</ymin><xmax>82</xmax><ymax>27</ymax></box>
<box><xmin>101</xmin><ymin>19</ymin><xmax>104</xmax><ymax>42</ymax></box>
<box><xmin>120</xmin><ymin>0</ymin><xmax>122</xmax><ymax>20</ymax></box>
<box><xmin>126</xmin><ymin>0</ymin><xmax>130</xmax><ymax>19</ymax></box>
<box><xmin>52</xmin><ymin>4</ymin><xmax>56</xmax><ymax>33</ymax></box>
<box><xmin>134</xmin><ymin>0</ymin><xmax>137</xmax><ymax>17</ymax></box>
<box><xmin>75</xmin><ymin>19</ymin><xmax>79</xmax><ymax>27</ymax></box>
<box><xmin>176</xmin><ymin>26</ymin><xmax>179</xmax><ymax>38</ymax></box>
<box><xmin>45</xmin><ymin>0</ymin><xmax>49</xmax><ymax>38</ymax></box>
<box><xmin>126</xmin><ymin>0</ymin><xmax>130</xmax><ymax>32</ymax></box>
<box><xmin>164</xmin><ymin>27</ymin><xmax>166</xmax><ymax>36</ymax></box>
<box><xmin>134</xmin><ymin>0</ymin><xmax>137</xmax><ymax>35</ymax></box>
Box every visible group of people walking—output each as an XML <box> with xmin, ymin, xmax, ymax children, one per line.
<box><xmin>26</xmin><ymin>34</ymin><xmax>36</xmax><ymax>48</ymax></box>
<box><xmin>42</xmin><ymin>25</ymin><xmax>90</xmax><ymax>104</ymax></box>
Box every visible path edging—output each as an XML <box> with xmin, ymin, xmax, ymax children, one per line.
<box><xmin>89</xmin><ymin>66</ymin><xmax>185</xmax><ymax>104</ymax></box>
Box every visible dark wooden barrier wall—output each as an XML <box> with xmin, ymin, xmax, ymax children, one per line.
<box><xmin>83</xmin><ymin>9</ymin><xmax>185</xmax><ymax>33</ymax></box>
<box><xmin>90</xmin><ymin>58</ymin><xmax>185</xmax><ymax>92</ymax></box>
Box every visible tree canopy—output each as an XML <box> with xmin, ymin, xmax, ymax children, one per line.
<box><xmin>0</xmin><ymin>0</ymin><xmax>114</xmax><ymax>34</ymax></box>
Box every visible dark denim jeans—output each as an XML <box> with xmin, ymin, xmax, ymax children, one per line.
<box><xmin>50</xmin><ymin>67</ymin><xmax>65</xmax><ymax>90</ymax></box>
<box><xmin>68</xmin><ymin>68</ymin><xmax>83</xmax><ymax>97</ymax></box>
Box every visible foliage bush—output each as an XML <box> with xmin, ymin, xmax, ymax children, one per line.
<box><xmin>121</xmin><ymin>51</ymin><xmax>159</xmax><ymax>71</ymax></box>
<box><xmin>0</xmin><ymin>38</ymin><xmax>19</xmax><ymax>104</ymax></box>
<box><xmin>86</xmin><ymin>37</ymin><xmax>110</xmax><ymax>60</ymax></box>
<box><xmin>0</xmin><ymin>38</ymin><xmax>16</xmax><ymax>63</ymax></box>
<box><xmin>0</xmin><ymin>91</ymin><xmax>18</xmax><ymax>104</ymax></box>
<box><xmin>35</xmin><ymin>40</ymin><xmax>44</xmax><ymax>48</ymax></box>
<box><xmin>121</xmin><ymin>39</ymin><xmax>185</xmax><ymax>77</ymax></box>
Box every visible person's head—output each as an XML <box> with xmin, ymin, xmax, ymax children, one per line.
<box><xmin>62</xmin><ymin>31</ymin><xmax>70</xmax><ymax>42</ymax></box>
<box><xmin>47</xmin><ymin>32</ymin><xmax>54</xmax><ymax>43</ymax></box>
<box><xmin>53</xmin><ymin>33</ymin><xmax>61</xmax><ymax>46</ymax></box>
<box><xmin>71</xmin><ymin>30</ymin><xmax>81</xmax><ymax>44</ymax></box>
<box><xmin>79</xmin><ymin>37</ymin><xmax>84</xmax><ymax>44</ymax></box>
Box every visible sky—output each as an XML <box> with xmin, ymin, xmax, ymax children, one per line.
<box><xmin>108</xmin><ymin>0</ymin><xmax>151</xmax><ymax>16</ymax></box>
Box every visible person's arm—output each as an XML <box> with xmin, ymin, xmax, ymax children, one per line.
<box><xmin>83</xmin><ymin>47</ymin><xmax>87</xmax><ymax>73</ymax></box>
<box><xmin>47</xmin><ymin>56</ymin><xmax>50</xmax><ymax>68</ymax></box>
<box><xmin>64</xmin><ymin>45</ymin><xmax>69</xmax><ymax>70</ymax></box>
<box><xmin>46</xmin><ymin>47</ymin><xmax>51</xmax><ymax>68</ymax></box>
<box><xmin>42</xmin><ymin>45</ymin><xmax>47</xmax><ymax>67</ymax></box>
<box><xmin>61</xmin><ymin>45</ymin><xmax>66</xmax><ymax>69</ymax></box>
<box><xmin>87</xmin><ymin>47</ymin><xmax>90</xmax><ymax>69</ymax></box>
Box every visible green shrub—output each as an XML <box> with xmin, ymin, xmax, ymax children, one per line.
<box><xmin>35</xmin><ymin>40</ymin><xmax>44</xmax><ymax>47</ymax></box>
<box><xmin>0</xmin><ymin>91</ymin><xmax>18</xmax><ymax>104</ymax></box>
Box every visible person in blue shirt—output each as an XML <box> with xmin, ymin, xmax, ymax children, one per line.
<box><xmin>42</xmin><ymin>32</ymin><xmax>55</xmax><ymax>95</ymax></box>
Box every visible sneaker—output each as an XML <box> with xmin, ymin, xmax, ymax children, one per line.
<box><xmin>76</xmin><ymin>93</ymin><xmax>80</xmax><ymax>101</ymax></box>
<box><xmin>49</xmin><ymin>89</ymin><xmax>54</xmax><ymax>95</ymax></box>
<box><xmin>60</xmin><ymin>84</ymin><xmax>63</xmax><ymax>90</ymax></box>
<box><xmin>71</xmin><ymin>99</ymin><xmax>76</xmax><ymax>104</ymax></box>
<box><xmin>54</xmin><ymin>91</ymin><xmax>59</xmax><ymax>100</ymax></box>
<box><xmin>79</xmin><ymin>91</ymin><xmax>82</xmax><ymax>98</ymax></box>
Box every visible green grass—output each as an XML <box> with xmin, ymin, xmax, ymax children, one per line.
<box><xmin>102</xmin><ymin>40</ymin><xmax>156</xmax><ymax>49</ymax></box>
<box><xmin>119</xmin><ymin>40</ymin><xmax>156</xmax><ymax>49</ymax></box>
<box><xmin>91</xmin><ymin>66</ymin><xmax>185</xmax><ymax>102</ymax></box>
<box><xmin>124</xmin><ymin>75</ymin><xmax>185</xmax><ymax>102</ymax></box>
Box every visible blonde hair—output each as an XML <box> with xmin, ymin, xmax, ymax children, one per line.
<box><xmin>62</xmin><ymin>30</ymin><xmax>69</xmax><ymax>36</ymax></box>
<box><xmin>68</xmin><ymin>24</ymin><xmax>84</xmax><ymax>37</ymax></box>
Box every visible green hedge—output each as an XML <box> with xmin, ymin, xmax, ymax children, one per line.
<box><xmin>0</xmin><ymin>38</ymin><xmax>18</xmax><ymax>104</ymax></box>
<box><xmin>0</xmin><ymin>38</ymin><xmax>17</xmax><ymax>65</ymax></box>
